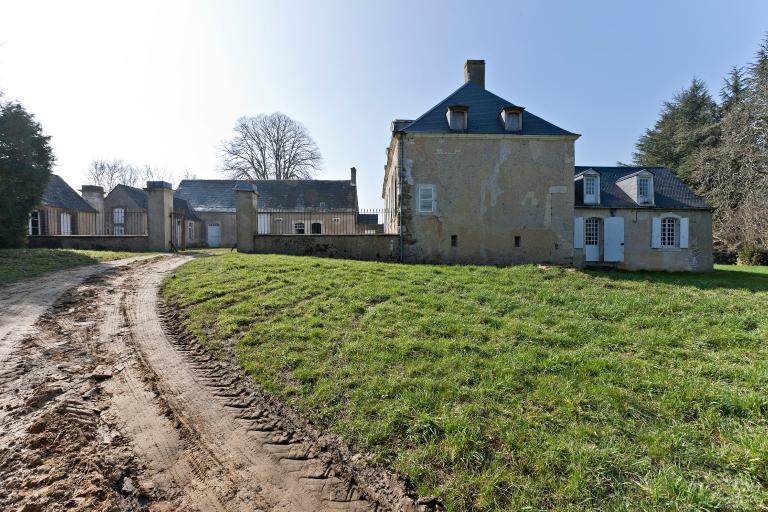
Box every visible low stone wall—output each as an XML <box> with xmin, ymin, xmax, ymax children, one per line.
<box><xmin>29</xmin><ymin>235</ymin><xmax>150</xmax><ymax>252</ymax></box>
<box><xmin>251</xmin><ymin>235</ymin><xmax>400</xmax><ymax>262</ymax></box>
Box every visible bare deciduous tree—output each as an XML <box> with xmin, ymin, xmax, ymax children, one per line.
<box><xmin>86</xmin><ymin>159</ymin><xmax>176</xmax><ymax>192</ymax></box>
<box><xmin>220</xmin><ymin>112</ymin><xmax>322</xmax><ymax>180</ymax></box>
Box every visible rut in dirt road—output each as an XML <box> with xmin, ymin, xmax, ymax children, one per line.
<box><xmin>1</xmin><ymin>255</ymin><xmax>438</xmax><ymax>512</ymax></box>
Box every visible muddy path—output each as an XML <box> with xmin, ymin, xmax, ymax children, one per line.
<box><xmin>0</xmin><ymin>256</ymin><xmax>434</xmax><ymax>511</ymax></box>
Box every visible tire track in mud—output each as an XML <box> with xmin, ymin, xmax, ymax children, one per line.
<box><xmin>1</xmin><ymin>255</ymin><xmax>440</xmax><ymax>511</ymax></box>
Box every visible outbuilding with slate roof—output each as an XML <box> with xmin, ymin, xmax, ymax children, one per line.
<box><xmin>175</xmin><ymin>168</ymin><xmax>360</xmax><ymax>247</ymax></box>
<box><xmin>29</xmin><ymin>175</ymin><xmax>98</xmax><ymax>236</ymax></box>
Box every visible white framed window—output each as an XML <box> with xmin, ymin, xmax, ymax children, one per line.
<box><xmin>29</xmin><ymin>210</ymin><xmax>40</xmax><ymax>235</ymax></box>
<box><xmin>60</xmin><ymin>212</ymin><xmax>72</xmax><ymax>235</ymax></box>
<box><xmin>113</xmin><ymin>208</ymin><xmax>125</xmax><ymax>235</ymax></box>
<box><xmin>294</xmin><ymin>222</ymin><xmax>305</xmax><ymax>234</ymax></box>
<box><xmin>418</xmin><ymin>185</ymin><xmax>436</xmax><ymax>213</ymax></box>
<box><xmin>332</xmin><ymin>217</ymin><xmax>340</xmax><ymax>223</ymax></box>
<box><xmin>583</xmin><ymin>174</ymin><xmax>599</xmax><ymax>204</ymax></box>
<box><xmin>187</xmin><ymin>221</ymin><xmax>194</xmax><ymax>240</ymax></box>
<box><xmin>501</xmin><ymin>108</ymin><xmax>523</xmax><ymax>132</ymax></box>
<box><xmin>274</xmin><ymin>217</ymin><xmax>283</xmax><ymax>222</ymax></box>
<box><xmin>660</xmin><ymin>217</ymin><xmax>677</xmax><ymax>247</ymax></box>
<box><xmin>585</xmin><ymin>217</ymin><xmax>600</xmax><ymax>246</ymax></box>
<box><xmin>638</xmin><ymin>177</ymin><xmax>651</xmax><ymax>204</ymax></box>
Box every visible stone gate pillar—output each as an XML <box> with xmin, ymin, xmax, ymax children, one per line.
<box><xmin>146</xmin><ymin>181</ymin><xmax>174</xmax><ymax>252</ymax></box>
<box><xmin>235</xmin><ymin>182</ymin><xmax>258</xmax><ymax>253</ymax></box>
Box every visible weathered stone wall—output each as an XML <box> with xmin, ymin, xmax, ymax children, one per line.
<box><xmin>29</xmin><ymin>235</ymin><xmax>149</xmax><ymax>252</ymax></box>
<box><xmin>250</xmin><ymin>235</ymin><xmax>400</xmax><ymax>262</ymax></box>
<box><xmin>387</xmin><ymin>133</ymin><xmax>576</xmax><ymax>265</ymax></box>
<box><xmin>575</xmin><ymin>208</ymin><xmax>713</xmax><ymax>271</ymax></box>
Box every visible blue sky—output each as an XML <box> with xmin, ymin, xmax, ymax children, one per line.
<box><xmin>1</xmin><ymin>0</ymin><xmax>766</xmax><ymax>206</ymax></box>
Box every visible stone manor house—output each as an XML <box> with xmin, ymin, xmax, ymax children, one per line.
<box><xmin>381</xmin><ymin>60</ymin><xmax>712</xmax><ymax>271</ymax></box>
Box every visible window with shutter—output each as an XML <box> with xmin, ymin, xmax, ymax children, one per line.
<box><xmin>418</xmin><ymin>185</ymin><xmax>436</xmax><ymax>213</ymax></box>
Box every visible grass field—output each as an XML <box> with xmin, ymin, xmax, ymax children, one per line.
<box><xmin>0</xmin><ymin>248</ymin><xmax>146</xmax><ymax>284</ymax></box>
<box><xmin>164</xmin><ymin>254</ymin><xmax>768</xmax><ymax>511</ymax></box>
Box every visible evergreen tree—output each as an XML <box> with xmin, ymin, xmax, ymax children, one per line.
<box><xmin>0</xmin><ymin>99</ymin><xmax>55</xmax><ymax>248</ymax></box>
<box><xmin>633</xmin><ymin>78</ymin><xmax>720</xmax><ymax>182</ymax></box>
<box><xmin>720</xmin><ymin>66</ymin><xmax>746</xmax><ymax>112</ymax></box>
<box><xmin>691</xmin><ymin>35</ymin><xmax>768</xmax><ymax>249</ymax></box>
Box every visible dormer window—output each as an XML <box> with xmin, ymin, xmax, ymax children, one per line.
<box><xmin>447</xmin><ymin>105</ymin><xmax>468</xmax><ymax>131</ymax></box>
<box><xmin>500</xmin><ymin>106</ymin><xmax>524</xmax><ymax>132</ymax></box>
<box><xmin>582</xmin><ymin>171</ymin><xmax>600</xmax><ymax>205</ymax></box>
<box><xmin>637</xmin><ymin>176</ymin><xmax>653</xmax><ymax>205</ymax></box>
<box><xmin>616</xmin><ymin>170</ymin><xmax>654</xmax><ymax>206</ymax></box>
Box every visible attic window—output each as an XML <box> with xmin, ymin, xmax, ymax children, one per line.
<box><xmin>446</xmin><ymin>106</ymin><xmax>468</xmax><ymax>131</ymax></box>
<box><xmin>501</xmin><ymin>107</ymin><xmax>523</xmax><ymax>132</ymax></box>
<box><xmin>638</xmin><ymin>176</ymin><xmax>653</xmax><ymax>205</ymax></box>
<box><xmin>582</xmin><ymin>172</ymin><xmax>600</xmax><ymax>205</ymax></box>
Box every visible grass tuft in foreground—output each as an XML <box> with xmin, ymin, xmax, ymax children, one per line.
<box><xmin>164</xmin><ymin>253</ymin><xmax>768</xmax><ymax>511</ymax></box>
<box><xmin>0</xmin><ymin>248</ymin><xmax>146</xmax><ymax>284</ymax></box>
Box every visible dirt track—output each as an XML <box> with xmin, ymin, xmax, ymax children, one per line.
<box><xmin>0</xmin><ymin>255</ymin><xmax>434</xmax><ymax>511</ymax></box>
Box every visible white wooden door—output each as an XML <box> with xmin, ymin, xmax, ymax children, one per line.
<box><xmin>604</xmin><ymin>217</ymin><xmax>625</xmax><ymax>262</ymax></box>
<box><xmin>258</xmin><ymin>214</ymin><xmax>270</xmax><ymax>234</ymax></box>
<box><xmin>584</xmin><ymin>217</ymin><xmax>600</xmax><ymax>262</ymax></box>
<box><xmin>60</xmin><ymin>213</ymin><xmax>72</xmax><ymax>235</ymax></box>
<box><xmin>207</xmin><ymin>223</ymin><xmax>221</xmax><ymax>247</ymax></box>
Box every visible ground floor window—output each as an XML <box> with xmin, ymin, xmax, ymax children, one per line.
<box><xmin>585</xmin><ymin>217</ymin><xmax>600</xmax><ymax>246</ymax></box>
<box><xmin>113</xmin><ymin>208</ymin><xmax>125</xmax><ymax>235</ymax></box>
<box><xmin>310</xmin><ymin>222</ymin><xmax>322</xmax><ymax>234</ymax></box>
<box><xmin>188</xmin><ymin>221</ymin><xmax>194</xmax><ymax>240</ymax></box>
<box><xmin>294</xmin><ymin>222</ymin><xmax>305</xmax><ymax>234</ymax></box>
<box><xmin>29</xmin><ymin>211</ymin><xmax>40</xmax><ymax>235</ymax></box>
<box><xmin>661</xmin><ymin>217</ymin><xmax>678</xmax><ymax>247</ymax></box>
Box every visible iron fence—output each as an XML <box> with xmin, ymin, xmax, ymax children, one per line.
<box><xmin>256</xmin><ymin>208</ymin><xmax>396</xmax><ymax>235</ymax></box>
<box><xmin>29</xmin><ymin>207</ymin><xmax>147</xmax><ymax>236</ymax></box>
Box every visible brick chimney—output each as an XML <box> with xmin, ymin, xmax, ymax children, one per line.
<box><xmin>464</xmin><ymin>60</ymin><xmax>485</xmax><ymax>89</ymax></box>
<box><xmin>350</xmin><ymin>167</ymin><xmax>357</xmax><ymax>186</ymax></box>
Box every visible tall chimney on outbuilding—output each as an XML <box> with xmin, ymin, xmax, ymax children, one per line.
<box><xmin>350</xmin><ymin>167</ymin><xmax>357</xmax><ymax>186</ymax></box>
<box><xmin>464</xmin><ymin>60</ymin><xmax>485</xmax><ymax>89</ymax></box>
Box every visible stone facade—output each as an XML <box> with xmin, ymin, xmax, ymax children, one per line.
<box><xmin>384</xmin><ymin>134</ymin><xmax>577</xmax><ymax>265</ymax></box>
<box><xmin>574</xmin><ymin>208</ymin><xmax>713</xmax><ymax>271</ymax></box>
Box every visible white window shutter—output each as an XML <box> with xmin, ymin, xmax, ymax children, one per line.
<box><xmin>651</xmin><ymin>217</ymin><xmax>661</xmax><ymax>248</ymax></box>
<box><xmin>573</xmin><ymin>217</ymin><xmax>584</xmax><ymax>249</ymax></box>
<box><xmin>680</xmin><ymin>218</ymin><xmax>689</xmax><ymax>248</ymax></box>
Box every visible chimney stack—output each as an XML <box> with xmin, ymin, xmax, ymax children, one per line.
<box><xmin>464</xmin><ymin>60</ymin><xmax>485</xmax><ymax>89</ymax></box>
<box><xmin>350</xmin><ymin>167</ymin><xmax>357</xmax><ymax>186</ymax></box>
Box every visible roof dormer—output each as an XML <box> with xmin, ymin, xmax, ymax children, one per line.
<box><xmin>617</xmin><ymin>170</ymin><xmax>654</xmax><ymax>206</ymax></box>
<box><xmin>446</xmin><ymin>105</ymin><xmax>468</xmax><ymax>131</ymax></box>
<box><xmin>500</xmin><ymin>106</ymin><xmax>524</xmax><ymax>132</ymax></box>
<box><xmin>577</xmin><ymin>169</ymin><xmax>600</xmax><ymax>205</ymax></box>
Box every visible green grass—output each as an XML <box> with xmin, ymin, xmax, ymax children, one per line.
<box><xmin>164</xmin><ymin>254</ymin><xmax>768</xmax><ymax>511</ymax></box>
<box><xmin>0</xmin><ymin>248</ymin><xmax>147</xmax><ymax>284</ymax></box>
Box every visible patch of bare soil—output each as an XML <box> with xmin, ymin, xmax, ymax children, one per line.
<box><xmin>0</xmin><ymin>256</ymin><xmax>440</xmax><ymax>511</ymax></box>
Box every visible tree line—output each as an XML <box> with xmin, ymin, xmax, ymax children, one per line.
<box><xmin>633</xmin><ymin>35</ymin><xmax>768</xmax><ymax>261</ymax></box>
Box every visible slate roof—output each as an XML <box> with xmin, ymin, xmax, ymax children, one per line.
<box><xmin>574</xmin><ymin>166</ymin><xmax>711</xmax><ymax>210</ymax></box>
<box><xmin>109</xmin><ymin>184</ymin><xmax>200</xmax><ymax>220</ymax></box>
<box><xmin>395</xmin><ymin>82</ymin><xmax>576</xmax><ymax>136</ymax></box>
<box><xmin>175</xmin><ymin>180</ymin><xmax>358</xmax><ymax>212</ymax></box>
<box><xmin>41</xmin><ymin>175</ymin><xmax>96</xmax><ymax>212</ymax></box>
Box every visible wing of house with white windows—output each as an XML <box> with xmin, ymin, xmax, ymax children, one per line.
<box><xmin>382</xmin><ymin>59</ymin><xmax>713</xmax><ymax>271</ymax></box>
<box><xmin>574</xmin><ymin>166</ymin><xmax>712</xmax><ymax>271</ymax></box>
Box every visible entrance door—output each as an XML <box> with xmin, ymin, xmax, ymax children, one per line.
<box><xmin>584</xmin><ymin>217</ymin><xmax>601</xmax><ymax>262</ymax></box>
<box><xmin>604</xmin><ymin>217</ymin><xmax>625</xmax><ymax>262</ymax></box>
<box><xmin>207</xmin><ymin>223</ymin><xmax>221</xmax><ymax>247</ymax></box>
<box><xmin>258</xmin><ymin>214</ymin><xmax>270</xmax><ymax>234</ymax></box>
